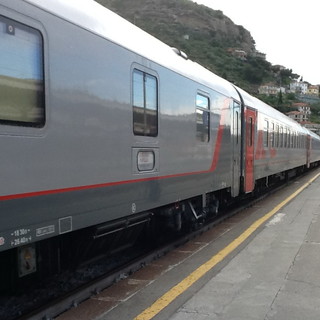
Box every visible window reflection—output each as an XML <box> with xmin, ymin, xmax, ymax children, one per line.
<box><xmin>263</xmin><ymin>120</ymin><xmax>269</xmax><ymax>147</ymax></box>
<box><xmin>196</xmin><ymin>93</ymin><xmax>210</xmax><ymax>142</ymax></box>
<box><xmin>0</xmin><ymin>16</ymin><xmax>44</xmax><ymax>127</ymax></box>
<box><xmin>133</xmin><ymin>69</ymin><xmax>158</xmax><ymax>137</ymax></box>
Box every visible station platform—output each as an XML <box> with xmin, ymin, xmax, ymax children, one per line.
<box><xmin>57</xmin><ymin>168</ymin><xmax>320</xmax><ymax>320</ymax></box>
<box><xmin>166</xmin><ymin>169</ymin><xmax>320</xmax><ymax>320</ymax></box>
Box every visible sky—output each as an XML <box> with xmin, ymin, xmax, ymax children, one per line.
<box><xmin>192</xmin><ymin>0</ymin><xmax>319</xmax><ymax>85</ymax></box>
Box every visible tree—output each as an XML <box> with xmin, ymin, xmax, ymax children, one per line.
<box><xmin>278</xmin><ymin>90</ymin><xmax>283</xmax><ymax>105</ymax></box>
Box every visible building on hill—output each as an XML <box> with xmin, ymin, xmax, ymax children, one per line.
<box><xmin>227</xmin><ymin>48</ymin><xmax>247</xmax><ymax>60</ymax></box>
<box><xmin>289</xmin><ymin>80</ymin><xmax>308</xmax><ymax>94</ymax></box>
<box><xmin>251</xmin><ymin>50</ymin><xmax>266</xmax><ymax>60</ymax></box>
<box><xmin>273</xmin><ymin>65</ymin><xmax>286</xmax><ymax>71</ymax></box>
<box><xmin>307</xmin><ymin>85</ymin><xmax>319</xmax><ymax>96</ymax></box>
<box><xmin>258</xmin><ymin>82</ymin><xmax>286</xmax><ymax>95</ymax></box>
<box><xmin>286</xmin><ymin>102</ymin><xmax>310</xmax><ymax>123</ymax></box>
<box><xmin>291</xmin><ymin>102</ymin><xmax>311</xmax><ymax>115</ymax></box>
<box><xmin>286</xmin><ymin>111</ymin><xmax>308</xmax><ymax>123</ymax></box>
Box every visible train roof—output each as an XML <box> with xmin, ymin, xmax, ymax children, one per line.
<box><xmin>308</xmin><ymin>129</ymin><xmax>320</xmax><ymax>140</ymax></box>
<box><xmin>233</xmin><ymin>86</ymin><xmax>256</xmax><ymax>109</ymax></box>
<box><xmin>24</xmin><ymin>0</ymin><xmax>239</xmax><ymax>100</ymax></box>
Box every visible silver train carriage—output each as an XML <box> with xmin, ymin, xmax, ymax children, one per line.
<box><xmin>0</xmin><ymin>0</ymin><xmax>320</xmax><ymax>281</ymax></box>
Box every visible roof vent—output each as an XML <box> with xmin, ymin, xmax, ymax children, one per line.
<box><xmin>172</xmin><ymin>47</ymin><xmax>188</xmax><ymax>60</ymax></box>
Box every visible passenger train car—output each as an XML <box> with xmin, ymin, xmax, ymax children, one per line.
<box><xmin>0</xmin><ymin>0</ymin><xmax>320</xmax><ymax>287</ymax></box>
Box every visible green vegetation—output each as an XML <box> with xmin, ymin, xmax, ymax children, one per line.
<box><xmin>97</xmin><ymin>0</ymin><xmax>298</xmax><ymax>92</ymax></box>
<box><xmin>257</xmin><ymin>92</ymin><xmax>297</xmax><ymax>113</ymax></box>
<box><xmin>310</xmin><ymin>102</ymin><xmax>320</xmax><ymax>123</ymax></box>
<box><xmin>98</xmin><ymin>0</ymin><xmax>319</xmax><ymax>120</ymax></box>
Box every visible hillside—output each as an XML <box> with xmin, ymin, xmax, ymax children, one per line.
<box><xmin>96</xmin><ymin>0</ymin><xmax>298</xmax><ymax>94</ymax></box>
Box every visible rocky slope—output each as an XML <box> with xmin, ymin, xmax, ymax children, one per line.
<box><xmin>97</xmin><ymin>0</ymin><xmax>256</xmax><ymax>53</ymax></box>
<box><xmin>95</xmin><ymin>0</ymin><xmax>296</xmax><ymax>95</ymax></box>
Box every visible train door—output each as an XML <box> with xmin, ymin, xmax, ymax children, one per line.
<box><xmin>244</xmin><ymin>107</ymin><xmax>257</xmax><ymax>192</ymax></box>
<box><xmin>232</xmin><ymin>102</ymin><xmax>241</xmax><ymax>197</ymax></box>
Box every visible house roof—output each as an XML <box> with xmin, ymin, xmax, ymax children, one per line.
<box><xmin>291</xmin><ymin>102</ymin><xmax>309</xmax><ymax>108</ymax></box>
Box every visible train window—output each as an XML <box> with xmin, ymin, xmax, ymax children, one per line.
<box><xmin>299</xmin><ymin>134</ymin><xmax>303</xmax><ymax>149</ymax></box>
<box><xmin>196</xmin><ymin>93</ymin><xmax>210</xmax><ymax>142</ymax></box>
<box><xmin>270</xmin><ymin>122</ymin><xmax>275</xmax><ymax>148</ymax></box>
<box><xmin>280</xmin><ymin>126</ymin><xmax>283</xmax><ymax>148</ymax></box>
<box><xmin>291</xmin><ymin>131</ymin><xmax>296</xmax><ymax>148</ymax></box>
<box><xmin>133</xmin><ymin>69</ymin><xmax>158</xmax><ymax>136</ymax></box>
<box><xmin>293</xmin><ymin>132</ymin><xmax>295</xmax><ymax>148</ymax></box>
<box><xmin>196</xmin><ymin>94</ymin><xmax>209</xmax><ymax>110</ymax></box>
<box><xmin>275</xmin><ymin>124</ymin><xmax>279</xmax><ymax>148</ymax></box>
<box><xmin>235</xmin><ymin>111</ymin><xmax>239</xmax><ymax>145</ymax></box>
<box><xmin>285</xmin><ymin>128</ymin><xmax>288</xmax><ymax>148</ymax></box>
<box><xmin>304</xmin><ymin>135</ymin><xmax>307</xmax><ymax>148</ymax></box>
<box><xmin>263</xmin><ymin>120</ymin><xmax>269</xmax><ymax>147</ymax></box>
<box><xmin>0</xmin><ymin>16</ymin><xmax>45</xmax><ymax>127</ymax></box>
<box><xmin>284</xmin><ymin>127</ymin><xmax>287</xmax><ymax>148</ymax></box>
<box><xmin>291</xmin><ymin>131</ymin><xmax>294</xmax><ymax>148</ymax></box>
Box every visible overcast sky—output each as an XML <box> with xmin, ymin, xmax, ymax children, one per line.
<box><xmin>192</xmin><ymin>0</ymin><xmax>319</xmax><ymax>85</ymax></box>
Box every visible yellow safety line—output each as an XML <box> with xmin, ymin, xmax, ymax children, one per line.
<box><xmin>134</xmin><ymin>172</ymin><xmax>320</xmax><ymax>320</ymax></box>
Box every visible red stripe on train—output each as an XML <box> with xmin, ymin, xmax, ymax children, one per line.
<box><xmin>1</xmin><ymin>99</ymin><xmax>229</xmax><ymax>201</ymax></box>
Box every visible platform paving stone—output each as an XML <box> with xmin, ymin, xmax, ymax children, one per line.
<box><xmin>169</xmin><ymin>176</ymin><xmax>320</xmax><ymax>320</ymax></box>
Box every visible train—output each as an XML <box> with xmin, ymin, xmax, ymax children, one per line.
<box><xmin>1</xmin><ymin>0</ymin><xmax>320</xmax><ymax>289</ymax></box>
